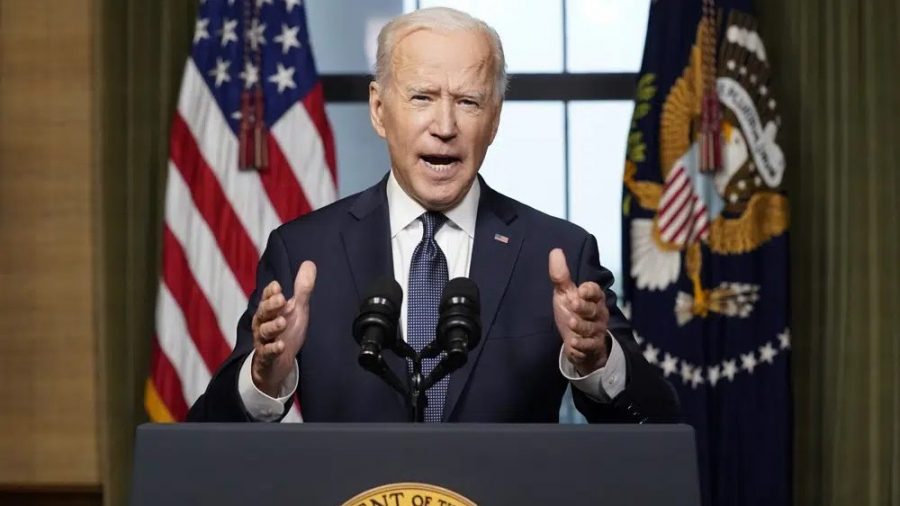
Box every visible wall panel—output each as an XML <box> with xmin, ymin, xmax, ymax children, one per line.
<box><xmin>0</xmin><ymin>0</ymin><xmax>99</xmax><ymax>486</ymax></box>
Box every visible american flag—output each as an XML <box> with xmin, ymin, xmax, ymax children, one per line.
<box><xmin>656</xmin><ymin>162</ymin><xmax>710</xmax><ymax>248</ymax></box>
<box><xmin>145</xmin><ymin>0</ymin><xmax>336</xmax><ymax>422</ymax></box>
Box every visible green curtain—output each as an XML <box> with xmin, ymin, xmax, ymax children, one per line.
<box><xmin>757</xmin><ymin>1</ymin><xmax>900</xmax><ymax>505</ymax></box>
<box><xmin>94</xmin><ymin>1</ymin><xmax>193</xmax><ymax>505</ymax></box>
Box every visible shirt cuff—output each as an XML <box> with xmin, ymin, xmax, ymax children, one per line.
<box><xmin>559</xmin><ymin>330</ymin><xmax>627</xmax><ymax>402</ymax></box>
<box><xmin>238</xmin><ymin>350</ymin><xmax>299</xmax><ymax>422</ymax></box>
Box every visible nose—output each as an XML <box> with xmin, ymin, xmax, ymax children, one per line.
<box><xmin>429</xmin><ymin>98</ymin><xmax>458</xmax><ymax>141</ymax></box>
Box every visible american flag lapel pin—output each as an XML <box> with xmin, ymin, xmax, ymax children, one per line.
<box><xmin>493</xmin><ymin>233</ymin><xmax>509</xmax><ymax>244</ymax></box>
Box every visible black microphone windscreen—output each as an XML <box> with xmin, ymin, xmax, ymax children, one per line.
<box><xmin>441</xmin><ymin>277</ymin><xmax>480</xmax><ymax>306</ymax></box>
<box><xmin>362</xmin><ymin>276</ymin><xmax>403</xmax><ymax>310</ymax></box>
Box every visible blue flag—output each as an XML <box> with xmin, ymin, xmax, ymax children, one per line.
<box><xmin>622</xmin><ymin>1</ymin><xmax>791</xmax><ymax>505</ymax></box>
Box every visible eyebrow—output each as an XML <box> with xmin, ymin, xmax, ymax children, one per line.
<box><xmin>405</xmin><ymin>85</ymin><xmax>439</xmax><ymax>96</ymax></box>
<box><xmin>456</xmin><ymin>91</ymin><xmax>487</xmax><ymax>102</ymax></box>
<box><xmin>404</xmin><ymin>86</ymin><xmax>487</xmax><ymax>102</ymax></box>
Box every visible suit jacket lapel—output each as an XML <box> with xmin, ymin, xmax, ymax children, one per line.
<box><xmin>443</xmin><ymin>179</ymin><xmax>524</xmax><ymax>421</ymax></box>
<box><xmin>340</xmin><ymin>175</ymin><xmax>410</xmax><ymax>401</ymax></box>
<box><xmin>342</xmin><ymin>176</ymin><xmax>392</xmax><ymax>298</ymax></box>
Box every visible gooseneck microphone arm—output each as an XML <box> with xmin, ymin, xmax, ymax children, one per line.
<box><xmin>359</xmin><ymin>348</ymin><xmax>408</xmax><ymax>398</ymax></box>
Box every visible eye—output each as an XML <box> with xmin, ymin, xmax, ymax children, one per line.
<box><xmin>411</xmin><ymin>94</ymin><xmax>431</xmax><ymax>102</ymax></box>
<box><xmin>459</xmin><ymin>98</ymin><xmax>480</xmax><ymax>107</ymax></box>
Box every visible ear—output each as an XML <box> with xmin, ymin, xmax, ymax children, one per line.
<box><xmin>488</xmin><ymin>99</ymin><xmax>503</xmax><ymax>145</ymax></box>
<box><xmin>368</xmin><ymin>81</ymin><xmax>387</xmax><ymax>139</ymax></box>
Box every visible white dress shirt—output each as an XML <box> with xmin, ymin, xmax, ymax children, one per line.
<box><xmin>238</xmin><ymin>172</ymin><xmax>627</xmax><ymax>421</ymax></box>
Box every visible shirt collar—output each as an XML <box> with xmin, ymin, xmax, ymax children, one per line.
<box><xmin>386</xmin><ymin>170</ymin><xmax>480</xmax><ymax>239</ymax></box>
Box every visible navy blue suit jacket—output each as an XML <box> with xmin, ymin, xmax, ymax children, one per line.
<box><xmin>187</xmin><ymin>176</ymin><xmax>679</xmax><ymax>423</ymax></box>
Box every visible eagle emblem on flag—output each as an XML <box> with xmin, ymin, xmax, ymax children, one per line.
<box><xmin>624</xmin><ymin>10</ymin><xmax>789</xmax><ymax>326</ymax></box>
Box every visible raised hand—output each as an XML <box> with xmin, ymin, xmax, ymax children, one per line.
<box><xmin>548</xmin><ymin>248</ymin><xmax>610</xmax><ymax>375</ymax></box>
<box><xmin>251</xmin><ymin>260</ymin><xmax>317</xmax><ymax>397</ymax></box>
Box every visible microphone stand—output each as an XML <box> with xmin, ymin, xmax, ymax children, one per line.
<box><xmin>358</xmin><ymin>334</ymin><xmax>472</xmax><ymax>423</ymax></box>
<box><xmin>387</xmin><ymin>341</ymin><xmax>427</xmax><ymax>423</ymax></box>
<box><xmin>357</xmin><ymin>352</ymin><xmax>409</xmax><ymax>401</ymax></box>
<box><xmin>397</xmin><ymin>341</ymin><xmax>466</xmax><ymax>423</ymax></box>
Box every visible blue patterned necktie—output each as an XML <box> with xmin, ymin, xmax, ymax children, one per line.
<box><xmin>407</xmin><ymin>211</ymin><xmax>449</xmax><ymax>423</ymax></box>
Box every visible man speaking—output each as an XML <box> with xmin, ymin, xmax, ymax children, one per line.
<box><xmin>187</xmin><ymin>7</ymin><xmax>679</xmax><ymax>423</ymax></box>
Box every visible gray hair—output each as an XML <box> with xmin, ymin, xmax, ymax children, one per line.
<box><xmin>374</xmin><ymin>7</ymin><xmax>508</xmax><ymax>101</ymax></box>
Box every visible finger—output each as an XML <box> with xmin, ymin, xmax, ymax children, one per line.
<box><xmin>253</xmin><ymin>281</ymin><xmax>283</xmax><ymax>328</ymax></box>
<box><xmin>577</xmin><ymin>282</ymin><xmax>604</xmax><ymax>303</ymax></box>
<box><xmin>257</xmin><ymin>293</ymin><xmax>287</xmax><ymax>321</ymax></box>
<box><xmin>258</xmin><ymin>316</ymin><xmax>287</xmax><ymax>342</ymax></box>
<box><xmin>261</xmin><ymin>280</ymin><xmax>282</xmax><ymax>301</ymax></box>
<box><xmin>292</xmin><ymin>260</ymin><xmax>317</xmax><ymax>308</ymax></box>
<box><xmin>564</xmin><ymin>341</ymin><xmax>587</xmax><ymax>362</ymax></box>
<box><xmin>597</xmin><ymin>304</ymin><xmax>610</xmax><ymax>325</ymax></box>
<box><xmin>568</xmin><ymin>315</ymin><xmax>598</xmax><ymax>337</ymax></box>
<box><xmin>548</xmin><ymin>248</ymin><xmax>575</xmax><ymax>293</ymax></box>
<box><xmin>256</xmin><ymin>339</ymin><xmax>286</xmax><ymax>362</ymax></box>
<box><xmin>569</xmin><ymin>297</ymin><xmax>599</xmax><ymax>320</ymax></box>
<box><xmin>568</xmin><ymin>334</ymin><xmax>604</xmax><ymax>354</ymax></box>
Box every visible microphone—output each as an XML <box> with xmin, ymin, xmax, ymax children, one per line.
<box><xmin>352</xmin><ymin>277</ymin><xmax>402</xmax><ymax>370</ymax></box>
<box><xmin>436</xmin><ymin>277</ymin><xmax>482</xmax><ymax>369</ymax></box>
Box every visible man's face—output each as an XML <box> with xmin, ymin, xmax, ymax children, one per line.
<box><xmin>369</xmin><ymin>28</ymin><xmax>502</xmax><ymax>211</ymax></box>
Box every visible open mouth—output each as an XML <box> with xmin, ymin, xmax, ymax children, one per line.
<box><xmin>421</xmin><ymin>155</ymin><xmax>461</xmax><ymax>172</ymax></box>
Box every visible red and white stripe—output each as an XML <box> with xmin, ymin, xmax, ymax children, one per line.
<box><xmin>147</xmin><ymin>59</ymin><xmax>336</xmax><ymax>423</ymax></box>
<box><xmin>657</xmin><ymin>164</ymin><xmax>710</xmax><ymax>247</ymax></box>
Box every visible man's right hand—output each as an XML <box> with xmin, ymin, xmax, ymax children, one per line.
<box><xmin>251</xmin><ymin>260</ymin><xmax>317</xmax><ymax>397</ymax></box>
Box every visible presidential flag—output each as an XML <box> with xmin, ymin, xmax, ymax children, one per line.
<box><xmin>622</xmin><ymin>1</ymin><xmax>791</xmax><ymax>504</ymax></box>
<box><xmin>145</xmin><ymin>0</ymin><xmax>336</xmax><ymax>423</ymax></box>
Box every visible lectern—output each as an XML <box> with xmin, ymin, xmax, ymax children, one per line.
<box><xmin>130</xmin><ymin>423</ymin><xmax>700</xmax><ymax>505</ymax></box>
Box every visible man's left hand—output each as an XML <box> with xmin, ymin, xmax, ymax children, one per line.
<box><xmin>549</xmin><ymin>248</ymin><xmax>610</xmax><ymax>375</ymax></box>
